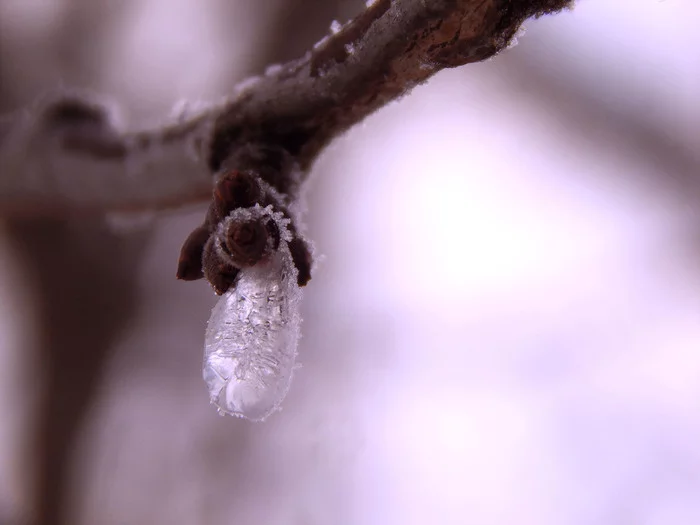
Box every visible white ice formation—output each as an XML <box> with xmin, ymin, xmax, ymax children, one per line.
<box><xmin>203</xmin><ymin>210</ymin><xmax>303</xmax><ymax>421</ymax></box>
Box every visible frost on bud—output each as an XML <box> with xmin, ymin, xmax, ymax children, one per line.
<box><xmin>177</xmin><ymin>174</ymin><xmax>311</xmax><ymax>420</ymax></box>
<box><xmin>202</xmin><ymin>205</ymin><xmax>284</xmax><ymax>295</ymax></box>
<box><xmin>222</xmin><ymin>212</ymin><xmax>280</xmax><ymax>268</ymax></box>
<box><xmin>203</xmin><ymin>213</ymin><xmax>302</xmax><ymax>421</ymax></box>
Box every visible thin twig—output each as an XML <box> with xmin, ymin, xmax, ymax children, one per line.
<box><xmin>0</xmin><ymin>0</ymin><xmax>573</xmax><ymax>216</ymax></box>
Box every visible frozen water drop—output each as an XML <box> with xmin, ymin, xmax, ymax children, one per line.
<box><xmin>203</xmin><ymin>236</ymin><xmax>303</xmax><ymax>422</ymax></box>
<box><xmin>330</xmin><ymin>20</ymin><xmax>341</xmax><ymax>34</ymax></box>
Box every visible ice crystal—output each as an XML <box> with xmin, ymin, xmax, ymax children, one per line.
<box><xmin>203</xmin><ymin>234</ymin><xmax>303</xmax><ymax>421</ymax></box>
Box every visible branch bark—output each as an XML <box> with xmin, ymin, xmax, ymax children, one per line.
<box><xmin>0</xmin><ymin>0</ymin><xmax>572</xmax><ymax>216</ymax></box>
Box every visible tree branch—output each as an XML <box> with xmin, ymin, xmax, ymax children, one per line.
<box><xmin>0</xmin><ymin>0</ymin><xmax>572</xmax><ymax>216</ymax></box>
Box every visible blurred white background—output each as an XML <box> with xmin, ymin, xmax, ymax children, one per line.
<box><xmin>1</xmin><ymin>1</ymin><xmax>699</xmax><ymax>524</ymax></box>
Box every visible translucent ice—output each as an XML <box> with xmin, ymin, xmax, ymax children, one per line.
<box><xmin>203</xmin><ymin>239</ymin><xmax>303</xmax><ymax>421</ymax></box>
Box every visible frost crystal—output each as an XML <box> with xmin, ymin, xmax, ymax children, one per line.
<box><xmin>264</xmin><ymin>63</ymin><xmax>284</xmax><ymax>77</ymax></box>
<box><xmin>313</xmin><ymin>35</ymin><xmax>330</xmax><ymax>50</ymax></box>
<box><xmin>203</xmin><ymin>237</ymin><xmax>303</xmax><ymax>421</ymax></box>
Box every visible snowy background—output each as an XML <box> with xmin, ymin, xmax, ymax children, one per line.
<box><xmin>1</xmin><ymin>1</ymin><xmax>699</xmax><ymax>524</ymax></box>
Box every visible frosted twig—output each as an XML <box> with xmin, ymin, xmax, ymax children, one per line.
<box><xmin>0</xmin><ymin>0</ymin><xmax>573</xmax><ymax>217</ymax></box>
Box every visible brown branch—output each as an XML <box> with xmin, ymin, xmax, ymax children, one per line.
<box><xmin>208</xmin><ymin>0</ymin><xmax>573</xmax><ymax>174</ymax></box>
<box><xmin>0</xmin><ymin>0</ymin><xmax>572</xmax><ymax>216</ymax></box>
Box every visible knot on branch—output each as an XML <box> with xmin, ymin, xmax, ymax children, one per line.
<box><xmin>41</xmin><ymin>96</ymin><xmax>111</xmax><ymax>128</ymax></box>
<box><xmin>35</xmin><ymin>93</ymin><xmax>125</xmax><ymax>157</ymax></box>
<box><xmin>177</xmin><ymin>167</ymin><xmax>312</xmax><ymax>295</ymax></box>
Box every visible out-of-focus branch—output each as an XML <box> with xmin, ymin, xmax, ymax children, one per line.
<box><xmin>498</xmin><ymin>52</ymin><xmax>700</xmax><ymax>201</ymax></box>
<box><xmin>0</xmin><ymin>97</ymin><xmax>215</xmax><ymax>216</ymax></box>
<box><xmin>0</xmin><ymin>0</ymin><xmax>572</xmax><ymax>216</ymax></box>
